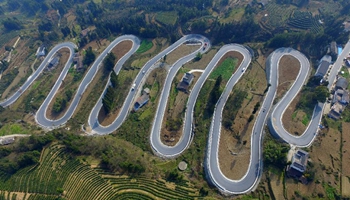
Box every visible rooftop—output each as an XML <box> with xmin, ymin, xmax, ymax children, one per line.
<box><xmin>315</xmin><ymin>60</ymin><xmax>330</xmax><ymax>77</ymax></box>
<box><xmin>290</xmin><ymin>149</ymin><xmax>309</xmax><ymax>173</ymax></box>
<box><xmin>336</xmin><ymin>77</ymin><xmax>348</xmax><ymax>90</ymax></box>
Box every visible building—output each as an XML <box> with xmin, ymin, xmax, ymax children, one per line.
<box><xmin>328</xmin><ymin>102</ymin><xmax>345</xmax><ymax>120</ymax></box>
<box><xmin>328</xmin><ymin>77</ymin><xmax>350</xmax><ymax>120</ymax></box>
<box><xmin>330</xmin><ymin>41</ymin><xmax>338</xmax><ymax>56</ymax></box>
<box><xmin>133</xmin><ymin>88</ymin><xmax>150</xmax><ymax>111</ymax></box>
<box><xmin>73</xmin><ymin>53</ymin><xmax>83</xmax><ymax>71</ymax></box>
<box><xmin>177</xmin><ymin>73</ymin><xmax>194</xmax><ymax>92</ymax></box>
<box><xmin>335</xmin><ymin>77</ymin><xmax>348</xmax><ymax>90</ymax></box>
<box><xmin>48</xmin><ymin>56</ymin><xmax>60</xmax><ymax>69</ymax></box>
<box><xmin>81</xmin><ymin>28</ymin><xmax>90</xmax><ymax>37</ymax></box>
<box><xmin>343</xmin><ymin>21</ymin><xmax>350</xmax><ymax>32</ymax></box>
<box><xmin>0</xmin><ymin>137</ymin><xmax>15</xmax><ymax>145</ymax></box>
<box><xmin>287</xmin><ymin>149</ymin><xmax>309</xmax><ymax>179</ymax></box>
<box><xmin>315</xmin><ymin>60</ymin><xmax>330</xmax><ymax>78</ymax></box>
<box><xmin>36</xmin><ymin>45</ymin><xmax>46</xmax><ymax>57</ymax></box>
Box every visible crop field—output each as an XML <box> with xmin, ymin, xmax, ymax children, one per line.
<box><xmin>155</xmin><ymin>11</ymin><xmax>178</xmax><ymax>26</ymax></box>
<box><xmin>136</xmin><ymin>40</ymin><xmax>153</xmax><ymax>54</ymax></box>
<box><xmin>287</xmin><ymin>11</ymin><xmax>323</xmax><ymax>34</ymax></box>
<box><xmin>263</xmin><ymin>3</ymin><xmax>295</xmax><ymax>29</ymax></box>
<box><xmin>0</xmin><ymin>142</ymin><xmax>204</xmax><ymax>200</ymax></box>
<box><xmin>209</xmin><ymin>57</ymin><xmax>238</xmax><ymax>81</ymax></box>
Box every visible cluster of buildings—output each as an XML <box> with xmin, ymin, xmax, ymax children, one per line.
<box><xmin>328</xmin><ymin>77</ymin><xmax>349</xmax><ymax>120</ymax></box>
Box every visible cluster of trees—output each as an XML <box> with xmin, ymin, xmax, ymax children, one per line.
<box><xmin>83</xmin><ymin>47</ymin><xmax>96</xmax><ymax>67</ymax></box>
<box><xmin>2</xmin><ymin>18</ymin><xmax>22</xmax><ymax>31</ymax></box>
<box><xmin>102</xmin><ymin>71</ymin><xmax>119</xmax><ymax>114</ymax></box>
<box><xmin>53</xmin><ymin>89</ymin><xmax>73</xmax><ymax>113</ymax></box>
<box><xmin>222</xmin><ymin>89</ymin><xmax>248</xmax><ymax>130</ymax></box>
<box><xmin>297</xmin><ymin>76</ymin><xmax>329</xmax><ymax>111</ymax></box>
<box><xmin>165</xmin><ymin>169</ymin><xmax>184</xmax><ymax>183</ymax></box>
<box><xmin>204</xmin><ymin>75</ymin><xmax>222</xmax><ymax>118</ymax></box>
<box><xmin>54</xmin><ymin>132</ymin><xmax>148</xmax><ymax>175</ymax></box>
<box><xmin>263</xmin><ymin>136</ymin><xmax>289</xmax><ymax>169</ymax></box>
<box><xmin>0</xmin><ymin>134</ymin><xmax>55</xmax><ymax>174</ymax></box>
<box><xmin>166</xmin><ymin>118</ymin><xmax>183</xmax><ymax>132</ymax></box>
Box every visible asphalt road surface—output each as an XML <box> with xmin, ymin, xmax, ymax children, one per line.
<box><xmin>87</xmin><ymin>34</ymin><xmax>209</xmax><ymax>136</ymax></box>
<box><xmin>2</xmin><ymin>33</ymin><xmax>348</xmax><ymax>195</ymax></box>
<box><xmin>35</xmin><ymin>35</ymin><xmax>140</xmax><ymax>129</ymax></box>
<box><xmin>0</xmin><ymin>42</ymin><xmax>77</xmax><ymax>107</ymax></box>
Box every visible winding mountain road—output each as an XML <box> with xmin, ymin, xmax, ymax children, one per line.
<box><xmin>1</xmin><ymin>33</ymin><xmax>347</xmax><ymax>195</ymax></box>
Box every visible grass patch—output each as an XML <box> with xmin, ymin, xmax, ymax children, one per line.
<box><xmin>292</xmin><ymin>110</ymin><xmax>297</xmax><ymax>120</ymax></box>
<box><xmin>220</xmin><ymin>7</ymin><xmax>245</xmax><ymax>23</ymax></box>
<box><xmin>136</xmin><ymin>40</ymin><xmax>153</xmax><ymax>54</ymax></box>
<box><xmin>209</xmin><ymin>57</ymin><xmax>237</xmax><ymax>81</ymax></box>
<box><xmin>0</xmin><ymin>123</ymin><xmax>29</xmax><ymax>136</ymax></box>
<box><xmin>155</xmin><ymin>11</ymin><xmax>178</xmax><ymax>26</ymax></box>
<box><xmin>31</xmin><ymin>81</ymin><xmax>41</xmax><ymax>90</ymax></box>
<box><xmin>340</xmin><ymin>66</ymin><xmax>350</xmax><ymax>79</ymax></box>
<box><xmin>301</xmin><ymin>113</ymin><xmax>310</xmax><ymax>126</ymax></box>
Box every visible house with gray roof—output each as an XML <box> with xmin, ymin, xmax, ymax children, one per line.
<box><xmin>315</xmin><ymin>60</ymin><xmax>330</xmax><ymax>78</ymax></box>
<box><xmin>335</xmin><ymin>77</ymin><xmax>348</xmax><ymax>90</ymax></box>
<box><xmin>287</xmin><ymin>149</ymin><xmax>309</xmax><ymax>179</ymax></box>
<box><xmin>177</xmin><ymin>73</ymin><xmax>194</xmax><ymax>92</ymax></box>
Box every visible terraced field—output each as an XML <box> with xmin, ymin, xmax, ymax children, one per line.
<box><xmin>0</xmin><ymin>144</ymin><xmax>202</xmax><ymax>200</ymax></box>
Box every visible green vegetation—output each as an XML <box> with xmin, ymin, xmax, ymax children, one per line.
<box><xmin>222</xmin><ymin>89</ymin><xmax>248</xmax><ymax>131</ymax></box>
<box><xmin>155</xmin><ymin>11</ymin><xmax>178</xmax><ymax>26</ymax></box>
<box><xmin>288</xmin><ymin>11</ymin><xmax>323</xmax><ymax>34</ymax></box>
<box><xmin>83</xmin><ymin>47</ymin><xmax>96</xmax><ymax>67</ymax></box>
<box><xmin>194</xmin><ymin>52</ymin><xmax>202</xmax><ymax>61</ymax></box>
<box><xmin>209</xmin><ymin>57</ymin><xmax>238</xmax><ymax>81</ymax></box>
<box><xmin>103</xmin><ymin>52</ymin><xmax>116</xmax><ymax>73</ymax></box>
<box><xmin>263</xmin><ymin>133</ymin><xmax>289</xmax><ymax>169</ymax></box>
<box><xmin>0</xmin><ymin>123</ymin><xmax>29</xmax><ymax>136</ymax></box>
<box><xmin>204</xmin><ymin>75</ymin><xmax>222</xmax><ymax>119</ymax></box>
<box><xmin>136</xmin><ymin>40</ymin><xmax>153</xmax><ymax>53</ymax></box>
<box><xmin>53</xmin><ymin>89</ymin><xmax>73</xmax><ymax>113</ymax></box>
<box><xmin>102</xmin><ymin>72</ymin><xmax>122</xmax><ymax>114</ymax></box>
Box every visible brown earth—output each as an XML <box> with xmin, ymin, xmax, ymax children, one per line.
<box><xmin>266</xmin><ymin>122</ymin><xmax>342</xmax><ymax>199</ymax></box>
<box><xmin>183</xmin><ymin>48</ymin><xmax>219</xmax><ymax>70</ymax></box>
<box><xmin>44</xmin><ymin>48</ymin><xmax>72</xmax><ymax>120</ymax></box>
<box><xmin>159</xmin><ymin>46</ymin><xmax>223</xmax><ymax>146</ymax></box>
<box><xmin>160</xmin><ymin>72</ymin><xmax>201</xmax><ymax>146</ymax></box>
<box><xmin>342</xmin><ymin>122</ymin><xmax>350</xmax><ymax>197</ymax></box>
<box><xmin>219</xmin><ymin>50</ymin><xmax>267</xmax><ymax>180</ymax></box>
<box><xmin>278</xmin><ymin>55</ymin><xmax>308</xmax><ymax>136</ymax></box>
<box><xmin>164</xmin><ymin>44</ymin><xmax>200</xmax><ymax>65</ymax></box>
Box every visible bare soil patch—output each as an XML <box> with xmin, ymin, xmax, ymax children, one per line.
<box><xmin>160</xmin><ymin>72</ymin><xmax>201</xmax><ymax>146</ymax></box>
<box><xmin>278</xmin><ymin>55</ymin><xmax>308</xmax><ymax>136</ymax></box>
<box><xmin>164</xmin><ymin>44</ymin><xmax>199</xmax><ymax>65</ymax></box>
<box><xmin>219</xmin><ymin>51</ymin><xmax>267</xmax><ymax>180</ymax></box>
<box><xmin>183</xmin><ymin>48</ymin><xmax>218</xmax><ymax>70</ymax></box>
<box><xmin>342</xmin><ymin>122</ymin><xmax>350</xmax><ymax>197</ymax></box>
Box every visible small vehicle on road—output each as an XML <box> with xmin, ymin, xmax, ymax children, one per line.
<box><xmin>242</xmin><ymin>67</ymin><xmax>246</xmax><ymax>72</ymax></box>
<box><xmin>131</xmin><ymin>83</ymin><xmax>136</xmax><ymax>90</ymax></box>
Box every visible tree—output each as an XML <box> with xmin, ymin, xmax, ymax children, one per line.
<box><xmin>194</xmin><ymin>52</ymin><xmax>202</xmax><ymax>61</ymax></box>
<box><xmin>83</xmin><ymin>47</ymin><xmax>96</xmax><ymax>66</ymax></box>
<box><xmin>314</xmin><ymin>86</ymin><xmax>329</xmax><ymax>103</ymax></box>
<box><xmin>103</xmin><ymin>53</ymin><xmax>116</xmax><ymax>72</ymax></box>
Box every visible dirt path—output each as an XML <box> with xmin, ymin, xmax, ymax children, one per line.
<box><xmin>278</xmin><ymin>55</ymin><xmax>308</xmax><ymax>136</ymax></box>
